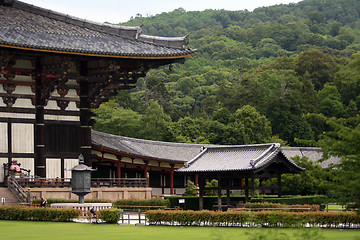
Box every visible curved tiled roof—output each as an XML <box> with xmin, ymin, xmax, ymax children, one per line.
<box><xmin>92</xmin><ymin>131</ymin><xmax>303</xmax><ymax>173</ymax></box>
<box><xmin>92</xmin><ymin>131</ymin><xmax>338</xmax><ymax>172</ymax></box>
<box><xmin>92</xmin><ymin>130</ymin><xmax>206</xmax><ymax>163</ymax></box>
<box><xmin>281</xmin><ymin>147</ymin><xmax>340</xmax><ymax>168</ymax></box>
<box><xmin>178</xmin><ymin>143</ymin><xmax>303</xmax><ymax>173</ymax></box>
<box><xmin>0</xmin><ymin>0</ymin><xmax>195</xmax><ymax>59</ymax></box>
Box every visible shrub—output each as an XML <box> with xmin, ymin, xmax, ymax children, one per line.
<box><xmin>145</xmin><ymin>210</ymin><xmax>360</xmax><ymax>228</ymax></box>
<box><xmin>244</xmin><ymin>202</ymin><xmax>320</xmax><ymax>211</ymax></box>
<box><xmin>113</xmin><ymin>198</ymin><xmax>170</xmax><ymax>210</ymax></box>
<box><xmin>0</xmin><ymin>206</ymin><xmax>81</xmax><ymax>221</ymax></box>
<box><xmin>99</xmin><ymin>208</ymin><xmax>122</xmax><ymax>223</ymax></box>
<box><xmin>250</xmin><ymin>195</ymin><xmax>328</xmax><ymax>205</ymax></box>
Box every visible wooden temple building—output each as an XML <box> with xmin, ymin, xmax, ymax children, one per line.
<box><xmin>0</xmin><ymin>1</ymin><xmax>338</xmax><ymax>203</ymax></box>
<box><xmin>0</xmin><ymin>0</ymin><xmax>194</xmax><ymax>189</ymax></box>
<box><xmin>91</xmin><ymin>131</ymin><xmax>337</xmax><ymax>197</ymax></box>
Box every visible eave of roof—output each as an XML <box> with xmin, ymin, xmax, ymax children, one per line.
<box><xmin>0</xmin><ymin>0</ymin><xmax>195</xmax><ymax>59</ymax></box>
<box><xmin>91</xmin><ymin>130</ymin><xmax>205</xmax><ymax>163</ymax></box>
<box><xmin>178</xmin><ymin>143</ymin><xmax>304</xmax><ymax>173</ymax></box>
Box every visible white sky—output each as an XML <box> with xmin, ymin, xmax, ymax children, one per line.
<box><xmin>20</xmin><ymin>0</ymin><xmax>301</xmax><ymax>24</ymax></box>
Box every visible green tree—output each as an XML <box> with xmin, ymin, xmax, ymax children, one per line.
<box><xmin>93</xmin><ymin>100</ymin><xmax>142</xmax><ymax>137</ymax></box>
<box><xmin>183</xmin><ymin>180</ymin><xmax>197</xmax><ymax>196</ymax></box>
<box><xmin>205</xmin><ymin>179</ymin><xmax>218</xmax><ymax>196</ymax></box>
<box><xmin>264</xmin><ymin>156</ymin><xmax>333</xmax><ymax>196</ymax></box>
<box><xmin>139</xmin><ymin>101</ymin><xmax>173</xmax><ymax>141</ymax></box>
<box><xmin>230</xmin><ymin>105</ymin><xmax>272</xmax><ymax>144</ymax></box>
<box><xmin>320</xmin><ymin>116</ymin><xmax>360</xmax><ymax>205</ymax></box>
<box><xmin>294</xmin><ymin>50</ymin><xmax>341</xmax><ymax>90</ymax></box>
<box><xmin>318</xmin><ymin>84</ymin><xmax>346</xmax><ymax>118</ymax></box>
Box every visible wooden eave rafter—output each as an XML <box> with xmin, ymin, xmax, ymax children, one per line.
<box><xmin>0</xmin><ymin>44</ymin><xmax>193</xmax><ymax>60</ymax></box>
<box><xmin>92</xmin><ymin>144</ymin><xmax>185</xmax><ymax>166</ymax></box>
<box><xmin>94</xmin><ymin>155</ymin><xmax>175</xmax><ymax>171</ymax></box>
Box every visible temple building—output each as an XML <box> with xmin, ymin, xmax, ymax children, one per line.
<box><xmin>91</xmin><ymin>131</ymin><xmax>338</xmax><ymax>196</ymax></box>
<box><xmin>0</xmin><ymin>0</ymin><xmax>194</xmax><ymax>185</ymax></box>
<box><xmin>0</xmin><ymin>1</ymin><xmax>339</xmax><ymax>201</ymax></box>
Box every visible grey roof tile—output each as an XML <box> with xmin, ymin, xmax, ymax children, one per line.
<box><xmin>0</xmin><ymin>1</ymin><xmax>195</xmax><ymax>58</ymax></box>
<box><xmin>281</xmin><ymin>147</ymin><xmax>341</xmax><ymax>168</ymax></box>
<box><xmin>91</xmin><ymin>131</ymin><xmax>334</xmax><ymax>171</ymax></box>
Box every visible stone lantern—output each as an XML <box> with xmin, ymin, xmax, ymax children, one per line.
<box><xmin>71</xmin><ymin>154</ymin><xmax>96</xmax><ymax>204</ymax></box>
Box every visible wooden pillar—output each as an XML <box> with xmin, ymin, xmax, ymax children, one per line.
<box><xmin>226</xmin><ymin>188</ymin><xmax>231</xmax><ymax>206</ymax></box>
<box><xmin>278</xmin><ymin>174</ymin><xmax>282</xmax><ymax>198</ymax></box>
<box><xmin>61</xmin><ymin>158</ymin><xmax>65</xmax><ymax>178</ymax></box>
<box><xmin>217</xmin><ymin>176</ymin><xmax>222</xmax><ymax>211</ymax></box>
<box><xmin>245</xmin><ymin>178</ymin><xmax>249</xmax><ymax>203</ymax></box>
<box><xmin>199</xmin><ymin>176</ymin><xmax>205</xmax><ymax>211</ymax></box>
<box><xmin>170</xmin><ymin>165</ymin><xmax>174</xmax><ymax>195</ymax></box>
<box><xmin>261</xmin><ymin>178</ymin><xmax>266</xmax><ymax>195</ymax></box>
<box><xmin>144</xmin><ymin>161</ymin><xmax>149</xmax><ymax>187</ymax></box>
<box><xmin>251</xmin><ymin>176</ymin><xmax>255</xmax><ymax>199</ymax></box>
<box><xmin>7</xmin><ymin>121</ymin><xmax>12</xmax><ymax>175</ymax></box>
<box><xmin>34</xmin><ymin>57</ymin><xmax>46</xmax><ymax>178</ymax></box>
<box><xmin>195</xmin><ymin>174</ymin><xmax>199</xmax><ymax>186</ymax></box>
<box><xmin>117</xmin><ymin>160</ymin><xmax>121</xmax><ymax>186</ymax></box>
<box><xmin>79</xmin><ymin>62</ymin><xmax>92</xmax><ymax>167</ymax></box>
<box><xmin>161</xmin><ymin>171</ymin><xmax>165</xmax><ymax>194</ymax></box>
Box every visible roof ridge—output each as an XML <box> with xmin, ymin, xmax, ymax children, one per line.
<box><xmin>92</xmin><ymin>130</ymin><xmax>205</xmax><ymax>148</ymax></box>
<box><xmin>11</xmin><ymin>0</ymin><xmax>190</xmax><ymax>49</ymax></box>
<box><xmin>250</xmin><ymin>144</ymin><xmax>278</xmax><ymax>167</ymax></box>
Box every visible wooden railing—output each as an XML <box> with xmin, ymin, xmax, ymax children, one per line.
<box><xmin>8</xmin><ymin>176</ymin><xmax>30</xmax><ymax>203</ymax></box>
<box><xmin>14</xmin><ymin>177</ymin><xmax>148</xmax><ymax>188</ymax></box>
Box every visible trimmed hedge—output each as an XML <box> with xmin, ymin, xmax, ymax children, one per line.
<box><xmin>250</xmin><ymin>195</ymin><xmax>328</xmax><ymax>205</ymax></box>
<box><xmin>244</xmin><ymin>202</ymin><xmax>320</xmax><ymax>211</ymax></box>
<box><xmin>113</xmin><ymin>198</ymin><xmax>170</xmax><ymax>210</ymax></box>
<box><xmin>165</xmin><ymin>196</ymin><xmax>245</xmax><ymax>210</ymax></box>
<box><xmin>98</xmin><ymin>208</ymin><xmax>122</xmax><ymax>223</ymax></box>
<box><xmin>145</xmin><ymin>210</ymin><xmax>360</xmax><ymax>228</ymax></box>
<box><xmin>0</xmin><ymin>206</ymin><xmax>81</xmax><ymax>221</ymax></box>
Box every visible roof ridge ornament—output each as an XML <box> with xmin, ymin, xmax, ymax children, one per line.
<box><xmin>184</xmin><ymin>146</ymin><xmax>207</xmax><ymax>168</ymax></box>
<box><xmin>250</xmin><ymin>143</ymin><xmax>280</xmax><ymax>167</ymax></box>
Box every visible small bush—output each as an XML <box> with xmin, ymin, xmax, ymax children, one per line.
<box><xmin>145</xmin><ymin>210</ymin><xmax>360</xmax><ymax>228</ymax></box>
<box><xmin>99</xmin><ymin>208</ymin><xmax>122</xmax><ymax>223</ymax></box>
<box><xmin>0</xmin><ymin>206</ymin><xmax>81</xmax><ymax>221</ymax></box>
<box><xmin>244</xmin><ymin>202</ymin><xmax>320</xmax><ymax>211</ymax></box>
<box><xmin>113</xmin><ymin>198</ymin><xmax>170</xmax><ymax>210</ymax></box>
<box><xmin>250</xmin><ymin>195</ymin><xmax>328</xmax><ymax>205</ymax></box>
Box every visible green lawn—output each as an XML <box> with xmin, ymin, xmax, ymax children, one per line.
<box><xmin>0</xmin><ymin>220</ymin><xmax>359</xmax><ymax>240</ymax></box>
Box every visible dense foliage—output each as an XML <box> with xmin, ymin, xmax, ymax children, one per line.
<box><xmin>94</xmin><ymin>0</ymin><xmax>360</xmax><ymax>147</ymax></box>
<box><xmin>92</xmin><ymin>0</ymin><xmax>360</xmax><ymax>203</ymax></box>
<box><xmin>0</xmin><ymin>206</ymin><xmax>81</xmax><ymax>221</ymax></box>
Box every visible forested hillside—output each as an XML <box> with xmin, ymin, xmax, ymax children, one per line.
<box><xmin>94</xmin><ymin>0</ymin><xmax>360</xmax><ymax>147</ymax></box>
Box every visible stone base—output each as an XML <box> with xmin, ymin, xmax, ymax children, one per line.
<box><xmin>30</xmin><ymin>187</ymin><xmax>152</xmax><ymax>201</ymax></box>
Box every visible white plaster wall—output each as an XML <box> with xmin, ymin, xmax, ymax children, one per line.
<box><xmin>16</xmin><ymin>158</ymin><xmax>34</xmax><ymax>177</ymax></box>
<box><xmin>0</xmin><ymin>112</ymin><xmax>35</xmax><ymax>119</ymax></box>
<box><xmin>46</xmin><ymin>158</ymin><xmax>61</xmax><ymax>178</ymax></box>
<box><xmin>64</xmin><ymin>159</ymin><xmax>78</xmax><ymax>179</ymax></box>
<box><xmin>44</xmin><ymin>114</ymin><xmax>79</xmax><ymax>121</ymax></box>
<box><xmin>12</xmin><ymin>85</ymin><xmax>32</xmax><ymax>95</ymax></box>
<box><xmin>11</xmin><ymin>123</ymin><xmax>34</xmax><ymax>153</ymax></box>
<box><xmin>0</xmin><ymin>122</ymin><xmax>7</xmax><ymax>153</ymax></box>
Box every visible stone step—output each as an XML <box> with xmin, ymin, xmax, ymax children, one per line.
<box><xmin>0</xmin><ymin>187</ymin><xmax>20</xmax><ymax>206</ymax></box>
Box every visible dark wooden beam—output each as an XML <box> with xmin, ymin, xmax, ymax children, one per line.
<box><xmin>34</xmin><ymin>56</ymin><xmax>46</xmax><ymax>177</ymax></box>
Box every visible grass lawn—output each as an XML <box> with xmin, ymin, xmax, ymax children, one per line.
<box><xmin>0</xmin><ymin>220</ymin><xmax>359</xmax><ymax>240</ymax></box>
